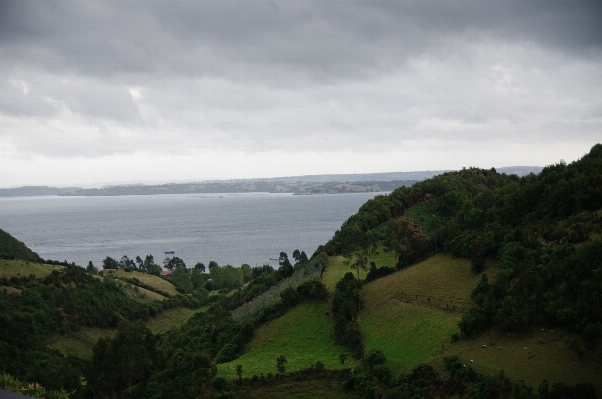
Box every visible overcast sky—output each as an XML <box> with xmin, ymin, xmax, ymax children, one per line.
<box><xmin>1</xmin><ymin>0</ymin><xmax>601</xmax><ymax>188</ymax></box>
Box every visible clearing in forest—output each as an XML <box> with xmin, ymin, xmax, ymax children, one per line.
<box><xmin>322</xmin><ymin>243</ymin><xmax>396</xmax><ymax>293</ymax></box>
<box><xmin>217</xmin><ymin>302</ymin><xmax>349</xmax><ymax>379</ymax></box>
<box><xmin>358</xmin><ymin>253</ymin><xmax>496</xmax><ymax>370</ymax></box>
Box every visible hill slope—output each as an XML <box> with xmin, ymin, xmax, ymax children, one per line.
<box><xmin>0</xmin><ymin>229</ymin><xmax>42</xmax><ymax>261</ymax></box>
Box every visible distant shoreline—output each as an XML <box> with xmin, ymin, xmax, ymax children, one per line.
<box><xmin>0</xmin><ymin>167</ymin><xmax>542</xmax><ymax>197</ymax></box>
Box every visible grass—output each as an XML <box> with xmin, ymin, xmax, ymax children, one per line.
<box><xmin>440</xmin><ymin>328</ymin><xmax>602</xmax><ymax>394</ymax></box>
<box><xmin>369</xmin><ymin>242</ymin><xmax>397</xmax><ymax>269</ymax></box>
<box><xmin>358</xmin><ymin>252</ymin><xmax>602</xmax><ymax>392</ymax></box>
<box><xmin>47</xmin><ymin>327</ymin><xmax>116</xmax><ymax>358</ymax></box>
<box><xmin>361</xmin><ymin>253</ymin><xmax>497</xmax><ymax>312</ymax></box>
<box><xmin>47</xmin><ymin>307</ymin><xmax>198</xmax><ymax>358</ymax></box>
<box><xmin>144</xmin><ymin>307</ymin><xmax>198</xmax><ymax>334</ymax></box>
<box><xmin>0</xmin><ymin>285</ymin><xmax>22</xmax><ymax>295</ymax></box>
<box><xmin>359</xmin><ymin>303</ymin><xmax>459</xmax><ymax>370</ymax></box>
<box><xmin>322</xmin><ymin>244</ymin><xmax>397</xmax><ymax>293</ymax></box>
<box><xmin>217</xmin><ymin>302</ymin><xmax>349</xmax><ymax>379</ymax></box>
<box><xmin>0</xmin><ymin>259</ymin><xmax>64</xmax><ymax>279</ymax></box>
<box><xmin>105</xmin><ymin>269</ymin><xmax>179</xmax><ymax>296</ymax></box>
<box><xmin>322</xmin><ymin>256</ymin><xmax>359</xmax><ymax>293</ymax></box>
<box><xmin>358</xmin><ymin>253</ymin><xmax>496</xmax><ymax>371</ymax></box>
<box><xmin>118</xmin><ymin>282</ymin><xmax>167</xmax><ymax>303</ymax></box>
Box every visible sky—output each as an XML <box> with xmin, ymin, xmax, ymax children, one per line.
<box><xmin>1</xmin><ymin>0</ymin><xmax>601</xmax><ymax>188</ymax></box>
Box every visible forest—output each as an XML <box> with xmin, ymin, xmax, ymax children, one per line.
<box><xmin>0</xmin><ymin>144</ymin><xmax>600</xmax><ymax>398</ymax></box>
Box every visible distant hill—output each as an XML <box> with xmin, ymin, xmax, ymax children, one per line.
<box><xmin>0</xmin><ymin>167</ymin><xmax>542</xmax><ymax>197</ymax></box>
<box><xmin>0</xmin><ymin>229</ymin><xmax>42</xmax><ymax>261</ymax></box>
<box><xmin>250</xmin><ymin>166</ymin><xmax>542</xmax><ymax>183</ymax></box>
<box><xmin>0</xmin><ymin>185</ymin><xmax>83</xmax><ymax>197</ymax></box>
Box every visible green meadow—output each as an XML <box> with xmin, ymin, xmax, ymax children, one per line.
<box><xmin>360</xmin><ymin>303</ymin><xmax>459</xmax><ymax>370</ymax></box>
<box><xmin>217</xmin><ymin>302</ymin><xmax>349</xmax><ymax>379</ymax></box>
<box><xmin>0</xmin><ymin>259</ymin><xmax>64</xmax><ymax>279</ymax></box>
<box><xmin>106</xmin><ymin>269</ymin><xmax>179</xmax><ymax>296</ymax></box>
<box><xmin>357</xmin><ymin>254</ymin><xmax>474</xmax><ymax>370</ymax></box>
<box><xmin>441</xmin><ymin>328</ymin><xmax>602</xmax><ymax>394</ymax></box>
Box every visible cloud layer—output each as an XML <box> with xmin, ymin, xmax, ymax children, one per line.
<box><xmin>1</xmin><ymin>0</ymin><xmax>601</xmax><ymax>187</ymax></box>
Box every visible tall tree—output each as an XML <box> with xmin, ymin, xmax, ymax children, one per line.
<box><xmin>102</xmin><ymin>256</ymin><xmax>118</xmax><ymax>270</ymax></box>
<box><xmin>194</xmin><ymin>262</ymin><xmax>206</xmax><ymax>273</ymax></box>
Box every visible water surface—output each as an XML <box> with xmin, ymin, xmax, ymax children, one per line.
<box><xmin>0</xmin><ymin>192</ymin><xmax>385</xmax><ymax>268</ymax></box>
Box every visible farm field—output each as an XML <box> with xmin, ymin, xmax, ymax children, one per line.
<box><xmin>47</xmin><ymin>306</ymin><xmax>198</xmax><ymax>357</ymax></box>
<box><xmin>217</xmin><ymin>302</ymin><xmax>349</xmax><ymax>379</ymax></box>
<box><xmin>124</xmin><ymin>284</ymin><xmax>167</xmax><ymax>302</ymax></box>
<box><xmin>0</xmin><ymin>259</ymin><xmax>64</xmax><ymax>279</ymax></box>
<box><xmin>359</xmin><ymin>302</ymin><xmax>459</xmax><ymax>370</ymax></box>
<box><xmin>105</xmin><ymin>269</ymin><xmax>179</xmax><ymax>296</ymax></box>
<box><xmin>440</xmin><ymin>328</ymin><xmax>602</xmax><ymax>394</ymax></box>
<box><xmin>358</xmin><ymin>253</ymin><xmax>495</xmax><ymax>370</ymax></box>
<box><xmin>361</xmin><ymin>253</ymin><xmax>497</xmax><ymax>312</ymax></box>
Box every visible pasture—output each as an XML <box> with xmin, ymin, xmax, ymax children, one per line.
<box><xmin>0</xmin><ymin>259</ymin><xmax>64</xmax><ymax>279</ymax></box>
<box><xmin>358</xmin><ymin>253</ymin><xmax>495</xmax><ymax>370</ymax></box>
<box><xmin>441</xmin><ymin>328</ymin><xmax>602</xmax><ymax>394</ymax></box>
<box><xmin>217</xmin><ymin>302</ymin><xmax>349</xmax><ymax>379</ymax></box>
<box><xmin>105</xmin><ymin>269</ymin><xmax>179</xmax><ymax>296</ymax></box>
<box><xmin>361</xmin><ymin>253</ymin><xmax>497</xmax><ymax>312</ymax></box>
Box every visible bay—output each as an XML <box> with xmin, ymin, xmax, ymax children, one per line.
<box><xmin>0</xmin><ymin>192</ymin><xmax>385</xmax><ymax>268</ymax></box>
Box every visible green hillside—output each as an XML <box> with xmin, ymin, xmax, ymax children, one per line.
<box><xmin>0</xmin><ymin>229</ymin><xmax>42</xmax><ymax>261</ymax></box>
<box><xmin>2</xmin><ymin>145</ymin><xmax>601</xmax><ymax>399</ymax></box>
<box><xmin>356</xmin><ymin>252</ymin><xmax>602</xmax><ymax>392</ymax></box>
<box><xmin>218</xmin><ymin>302</ymin><xmax>348</xmax><ymax>379</ymax></box>
<box><xmin>358</xmin><ymin>254</ymin><xmax>494</xmax><ymax>370</ymax></box>
<box><xmin>442</xmin><ymin>327</ymin><xmax>602</xmax><ymax>394</ymax></box>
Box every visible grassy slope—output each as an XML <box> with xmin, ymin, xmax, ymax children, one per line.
<box><xmin>0</xmin><ymin>259</ymin><xmax>64</xmax><ymax>279</ymax></box>
<box><xmin>357</xmin><ymin>253</ymin><xmax>602</xmax><ymax>392</ymax></box>
<box><xmin>440</xmin><ymin>329</ymin><xmax>602</xmax><ymax>394</ymax></box>
<box><xmin>217</xmin><ymin>302</ymin><xmax>349</xmax><ymax>379</ymax></box>
<box><xmin>47</xmin><ymin>307</ymin><xmax>199</xmax><ymax>357</ymax></box>
<box><xmin>105</xmin><ymin>269</ymin><xmax>179</xmax><ymax>296</ymax></box>
<box><xmin>358</xmin><ymin>254</ymin><xmax>493</xmax><ymax>370</ymax></box>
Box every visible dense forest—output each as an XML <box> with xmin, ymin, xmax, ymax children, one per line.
<box><xmin>0</xmin><ymin>145</ymin><xmax>600</xmax><ymax>398</ymax></box>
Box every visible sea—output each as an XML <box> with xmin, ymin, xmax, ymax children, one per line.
<box><xmin>0</xmin><ymin>192</ymin><xmax>386</xmax><ymax>269</ymax></box>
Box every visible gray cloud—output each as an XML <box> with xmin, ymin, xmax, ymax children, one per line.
<box><xmin>1</xmin><ymin>0</ymin><xmax>601</xmax><ymax>187</ymax></box>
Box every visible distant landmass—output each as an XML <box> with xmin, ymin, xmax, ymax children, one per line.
<box><xmin>0</xmin><ymin>166</ymin><xmax>542</xmax><ymax>197</ymax></box>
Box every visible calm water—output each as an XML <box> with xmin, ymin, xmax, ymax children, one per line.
<box><xmin>0</xmin><ymin>192</ymin><xmax>384</xmax><ymax>268</ymax></box>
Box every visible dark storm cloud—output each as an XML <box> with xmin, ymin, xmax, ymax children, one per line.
<box><xmin>2</xmin><ymin>0</ymin><xmax>601</xmax><ymax>80</ymax></box>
